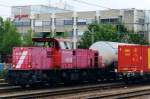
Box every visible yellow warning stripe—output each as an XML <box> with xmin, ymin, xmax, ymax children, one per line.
<box><xmin>148</xmin><ymin>48</ymin><xmax>150</xmax><ymax>69</ymax></box>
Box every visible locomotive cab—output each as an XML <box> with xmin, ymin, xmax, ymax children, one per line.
<box><xmin>32</xmin><ymin>38</ymin><xmax>72</xmax><ymax>50</ymax></box>
<box><xmin>32</xmin><ymin>38</ymin><xmax>73</xmax><ymax>69</ymax></box>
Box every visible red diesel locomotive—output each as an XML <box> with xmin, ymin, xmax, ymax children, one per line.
<box><xmin>6</xmin><ymin>38</ymin><xmax>117</xmax><ymax>87</ymax></box>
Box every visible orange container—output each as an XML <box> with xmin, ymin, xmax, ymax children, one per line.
<box><xmin>118</xmin><ymin>45</ymin><xmax>150</xmax><ymax>73</ymax></box>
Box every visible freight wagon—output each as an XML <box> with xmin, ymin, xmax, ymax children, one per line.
<box><xmin>118</xmin><ymin>45</ymin><xmax>150</xmax><ymax>82</ymax></box>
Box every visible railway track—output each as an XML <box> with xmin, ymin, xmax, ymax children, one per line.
<box><xmin>51</xmin><ymin>83</ymin><xmax>150</xmax><ymax>99</ymax></box>
<box><xmin>0</xmin><ymin>79</ymin><xmax>5</xmax><ymax>83</ymax></box>
<box><xmin>95</xmin><ymin>85</ymin><xmax>150</xmax><ymax>99</ymax></box>
<box><xmin>0</xmin><ymin>82</ymin><xmax>125</xmax><ymax>98</ymax></box>
<box><xmin>1</xmin><ymin>79</ymin><xmax>150</xmax><ymax>99</ymax></box>
<box><xmin>0</xmin><ymin>82</ymin><xmax>9</xmax><ymax>87</ymax></box>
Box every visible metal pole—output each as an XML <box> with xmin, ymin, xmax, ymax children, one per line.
<box><xmin>134</xmin><ymin>9</ymin><xmax>138</xmax><ymax>33</ymax></box>
<box><xmin>31</xmin><ymin>19</ymin><xmax>34</xmax><ymax>38</ymax></box>
<box><xmin>51</xmin><ymin>13</ymin><xmax>56</xmax><ymax>38</ymax></box>
<box><xmin>96</xmin><ymin>11</ymin><xmax>100</xmax><ymax>24</ymax></box>
<box><xmin>30</xmin><ymin>13</ymin><xmax>35</xmax><ymax>38</ymax></box>
<box><xmin>19</xmin><ymin>8</ymin><xmax>24</xmax><ymax>40</ymax></box>
<box><xmin>147</xmin><ymin>23</ymin><xmax>150</xmax><ymax>43</ymax></box>
<box><xmin>91</xmin><ymin>28</ymin><xmax>94</xmax><ymax>44</ymax></box>
<box><xmin>73</xmin><ymin>11</ymin><xmax>77</xmax><ymax>49</ymax></box>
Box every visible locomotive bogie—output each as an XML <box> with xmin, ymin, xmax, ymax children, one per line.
<box><xmin>6</xmin><ymin>68</ymin><xmax>116</xmax><ymax>87</ymax></box>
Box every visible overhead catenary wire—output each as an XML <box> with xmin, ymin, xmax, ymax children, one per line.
<box><xmin>71</xmin><ymin>0</ymin><xmax>111</xmax><ymax>9</ymax></box>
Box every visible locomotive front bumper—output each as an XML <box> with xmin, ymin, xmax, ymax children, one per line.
<box><xmin>5</xmin><ymin>70</ymin><xmax>44</xmax><ymax>86</ymax></box>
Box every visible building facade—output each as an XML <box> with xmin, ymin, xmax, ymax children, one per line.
<box><xmin>11</xmin><ymin>5</ymin><xmax>70</xmax><ymax>19</ymax></box>
<box><xmin>11</xmin><ymin>7</ymin><xmax>150</xmax><ymax>42</ymax></box>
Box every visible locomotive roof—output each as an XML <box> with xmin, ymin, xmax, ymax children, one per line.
<box><xmin>32</xmin><ymin>38</ymin><xmax>72</xmax><ymax>42</ymax></box>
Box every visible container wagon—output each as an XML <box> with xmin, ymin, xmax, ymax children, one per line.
<box><xmin>118</xmin><ymin>45</ymin><xmax>150</xmax><ymax>82</ymax></box>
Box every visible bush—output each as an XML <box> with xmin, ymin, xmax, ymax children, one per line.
<box><xmin>0</xmin><ymin>70</ymin><xmax>8</xmax><ymax>79</ymax></box>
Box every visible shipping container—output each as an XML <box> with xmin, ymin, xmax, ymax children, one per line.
<box><xmin>118</xmin><ymin>45</ymin><xmax>150</xmax><ymax>73</ymax></box>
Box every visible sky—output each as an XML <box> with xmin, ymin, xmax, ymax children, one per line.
<box><xmin>1</xmin><ymin>0</ymin><xmax>150</xmax><ymax>18</ymax></box>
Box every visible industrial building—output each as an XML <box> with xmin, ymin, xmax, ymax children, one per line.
<box><xmin>11</xmin><ymin>6</ymin><xmax>150</xmax><ymax>43</ymax></box>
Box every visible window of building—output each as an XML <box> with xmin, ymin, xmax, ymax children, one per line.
<box><xmin>13</xmin><ymin>20</ymin><xmax>31</xmax><ymax>26</ymax></box>
<box><xmin>64</xmin><ymin>20</ymin><xmax>73</xmax><ymax>25</ymax></box>
<box><xmin>35</xmin><ymin>20</ymin><xmax>42</xmax><ymax>26</ymax></box>
<box><xmin>56</xmin><ymin>20</ymin><xmax>64</xmax><ymax>26</ymax></box>
<box><xmin>101</xmin><ymin>18</ymin><xmax>119</xmax><ymax>24</ymax></box>
<box><xmin>42</xmin><ymin>21</ymin><xmax>51</xmax><ymax>26</ymax></box>
<box><xmin>77</xmin><ymin>19</ymin><xmax>86</xmax><ymax>25</ymax></box>
<box><xmin>138</xmin><ymin>18</ymin><xmax>145</xmax><ymax>24</ymax></box>
<box><xmin>86</xmin><ymin>19</ymin><xmax>95</xmax><ymax>24</ymax></box>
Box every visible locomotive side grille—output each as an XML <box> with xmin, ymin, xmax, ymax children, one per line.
<box><xmin>94</xmin><ymin>52</ymin><xmax>98</xmax><ymax>68</ymax></box>
<box><xmin>47</xmin><ymin>51</ymin><xmax>52</xmax><ymax>58</ymax></box>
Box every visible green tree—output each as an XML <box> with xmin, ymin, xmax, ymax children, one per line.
<box><xmin>128</xmin><ymin>33</ymin><xmax>148</xmax><ymax>45</ymax></box>
<box><xmin>0</xmin><ymin>20</ymin><xmax>22</xmax><ymax>55</ymax></box>
<box><xmin>22</xmin><ymin>29</ymin><xmax>33</xmax><ymax>46</ymax></box>
<box><xmin>63</xmin><ymin>31</ymin><xmax>69</xmax><ymax>38</ymax></box>
<box><xmin>79</xmin><ymin>23</ymin><xmax>148</xmax><ymax>48</ymax></box>
<box><xmin>0</xmin><ymin>17</ymin><xmax>4</xmax><ymax>47</ymax></box>
<box><xmin>79</xmin><ymin>23</ymin><xmax>118</xmax><ymax>48</ymax></box>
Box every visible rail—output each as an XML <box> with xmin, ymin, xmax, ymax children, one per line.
<box><xmin>0</xmin><ymin>82</ymin><xmax>124</xmax><ymax>98</ymax></box>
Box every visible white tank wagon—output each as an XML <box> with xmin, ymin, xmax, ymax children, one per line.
<box><xmin>89</xmin><ymin>41</ymin><xmax>135</xmax><ymax>67</ymax></box>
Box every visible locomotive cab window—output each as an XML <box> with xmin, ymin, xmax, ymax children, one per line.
<box><xmin>33</xmin><ymin>41</ymin><xmax>55</xmax><ymax>47</ymax></box>
<box><xmin>32</xmin><ymin>38</ymin><xmax>60</xmax><ymax>49</ymax></box>
<box><xmin>32</xmin><ymin>38</ymin><xmax>72</xmax><ymax>49</ymax></box>
<box><xmin>59</xmin><ymin>41</ymin><xmax>71</xmax><ymax>49</ymax></box>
